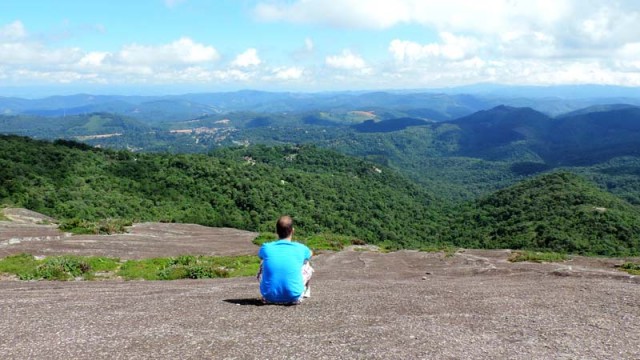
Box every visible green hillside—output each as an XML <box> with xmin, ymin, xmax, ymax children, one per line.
<box><xmin>443</xmin><ymin>172</ymin><xmax>640</xmax><ymax>256</ymax></box>
<box><xmin>0</xmin><ymin>135</ymin><xmax>440</xmax><ymax>247</ymax></box>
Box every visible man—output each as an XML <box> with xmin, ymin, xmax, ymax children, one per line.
<box><xmin>258</xmin><ymin>215</ymin><xmax>313</xmax><ymax>304</ymax></box>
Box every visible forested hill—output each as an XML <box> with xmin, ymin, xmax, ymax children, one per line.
<box><xmin>0</xmin><ymin>135</ymin><xmax>440</xmax><ymax>248</ymax></box>
<box><xmin>443</xmin><ymin>172</ymin><xmax>640</xmax><ymax>256</ymax></box>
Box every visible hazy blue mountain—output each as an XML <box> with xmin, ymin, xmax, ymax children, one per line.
<box><xmin>556</xmin><ymin>104</ymin><xmax>639</xmax><ymax>118</ymax></box>
<box><xmin>0</xmin><ymin>112</ymin><xmax>152</xmax><ymax>139</ymax></box>
<box><xmin>448</xmin><ymin>105</ymin><xmax>552</xmax><ymax>159</ymax></box>
<box><xmin>547</xmin><ymin>107</ymin><xmax>640</xmax><ymax>165</ymax></box>
<box><xmin>3</xmin><ymin>87</ymin><xmax>640</xmax><ymax>122</ymax></box>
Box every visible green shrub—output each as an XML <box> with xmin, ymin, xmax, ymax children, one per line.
<box><xmin>419</xmin><ymin>244</ymin><xmax>459</xmax><ymax>257</ymax></box>
<box><xmin>118</xmin><ymin>255</ymin><xmax>260</xmax><ymax>280</ymax></box>
<box><xmin>508</xmin><ymin>250</ymin><xmax>569</xmax><ymax>263</ymax></box>
<box><xmin>301</xmin><ymin>233</ymin><xmax>364</xmax><ymax>251</ymax></box>
<box><xmin>59</xmin><ymin>218</ymin><xmax>97</xmax><ymax>234</ymax></box>
<box><xmin>619</xmin><ymin>262</ymin><xmax>640</xmax><ymax>275</ymax></box>
<box><xmin>118</xmin><ymin>258</ymin><xmax>172</xmax><ymax>280</ymax></box>
<box><xmin>85</xmin><ymin>256</ymin><xmax>120</xmax><ymax>272</ymax></box>
<box><xmin>0</xmin><ymin>253</ymin><xmax>38</xmax><ymax>279</ymax></box>
<box><xmin>34</xmin><ymin>256</ymin><xmax>92</xmax><ymax>280</ymax></box>
<box><xmin>1</xmin><ymin>253</ymin><xmax>258</xmax><ymax>281</ymax></box>
<box><xmin>59</xmin><ymin>218</ymin><xmax>131</xmax><ymax>235</ymax></box>
<box><xmin>252</xmin><ymin>232</ymin><xmax>277</xmax><ymax>246</ymax></box>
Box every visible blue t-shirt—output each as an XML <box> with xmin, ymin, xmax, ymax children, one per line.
<box><xmin>258</xmin><ymin>240</ymin><xmax>312</xmax><ymax>303</ymax></box>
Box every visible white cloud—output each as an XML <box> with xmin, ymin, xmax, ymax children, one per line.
<box><xmin>231</xmin><ymin>48</ymin><xmax>261</xmax><ymax>67</ymax></box>
<box><xmin>254</xmin><ymin>0</ymin><xmax>412</xmax><ymax>29</ymax></box>
<box><xmin>78</xmin><ymin>52</ymin><xmax>109</xmax><ymax>68</ymax></box>
<box><xmin>325</xmin><ymin>49</ymin><xmax>366</xmax><ymax>70</ymax></box>
<box><xmin>389</xmin><ymin>32</ymin><xmax>482</xmax><ymax>63</ymax></box>
<box><xmin>254</xmin><ymin>0</ymin><xmax>640</xmax><ymax>55</ymax></box>
<box><xmin>253</xmin><ymin>0</ymin><xmax>574</xmax><ymax>31</ymax></box>
<box><xmin>117</xmin><ymin>37</ymin><xmax>219</xmax><ymax>65</ymax></box>
<box><xmin>0</xmin><ymin>20</ymin><xmax>27</xmax><ymax>41</ymax></box>
<box><xmin>271</xmin><ymin>66</ymin><xmax>304</xmax><ymax>80</ymax></box>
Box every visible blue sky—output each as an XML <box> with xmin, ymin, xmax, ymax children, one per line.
<box><xmin>1</xmin><ymin>0</ymin><xmax>640</xmax><ymax>95</ymax></box>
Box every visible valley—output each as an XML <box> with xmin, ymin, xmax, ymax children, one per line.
<box><xmin>2</xmin><ymin>90</ymin><xmax>640</xmax><ymax>256</ymax></box>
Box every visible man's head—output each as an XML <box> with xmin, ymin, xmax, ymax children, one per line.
<box><xmin>276</xmin><ymin>215</ymin><xmax>294</xmax><ymax>240</ymax></box>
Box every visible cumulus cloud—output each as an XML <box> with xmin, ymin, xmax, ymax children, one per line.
<box><xmin>254</xmin><ymin>0</ymin><xmax>640</xmax><ymax>57</ymax></box>
<box><xmin>271</xmin><ymin>66</ymin><xmax>304</xmax><ymax>80</ymax></box>
<box><xmin>231</xmin><ymin>48</ymin><xmax>261</xmax><ymax>67</ymax></box>
<box><xmin>117</xmin><ymin>37</ymin><xmax>219</xmax><ymax>65</ymax></box>
<box><xmin>389</xmin><ymin>32</ymin><xmax>482</xmax><ymax>63</ymax></box>
<box><xmin>325</xmin><ymin>49</ymin><xmax>366</xmax><ymax>70</ymax></box>
<box><xmin>253</xmin><ymin>0</ymin><xmax>574</xmax><ymax>31</ymax></box>
<box><xmin>254</xmin><ymin>0</ymin><xmax>412</xmax><ymax>29</ymax></box>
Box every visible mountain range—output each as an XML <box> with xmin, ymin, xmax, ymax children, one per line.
<box><xmin>4</xmin><ymin>88</ymin><xmax>640</xmax><ymax>122</ymax></box>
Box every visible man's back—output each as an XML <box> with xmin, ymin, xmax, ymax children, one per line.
<box><xmin>259</xmin><ymin>240</ymin><xmax>312</xmax><ymax>303</ymax></box>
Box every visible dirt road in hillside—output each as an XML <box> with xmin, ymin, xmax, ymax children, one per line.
<box><xmin>1</xmin><ymin>209</ymin><xmax>639</xmax><ymax>359</ymax></box>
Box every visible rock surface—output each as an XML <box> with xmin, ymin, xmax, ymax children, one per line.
<box><xmin>0</xmin><ymin>209</ymin><xmax>639</xmax><ymax>359</ymax></box>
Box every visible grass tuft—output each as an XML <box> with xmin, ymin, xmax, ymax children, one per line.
<box><xmin>59</xmin><ymin>218</ymin><xmax>132</xmax><ymax>235</ymax></box>
<box><xmin>117</xmin><ymin>255</ymin><xmax>260</xmax><ymax>280</ymax></box>
<box><xmin>253</xmin><ymin>232</ymin><xmax>365</xmax><ymax>252</ymax></box>
<box><xmin>508</xmin><ymin>250</ymin><xmax>569</xmax><ymax>263</ymax></box>
<box><xmin>0</xmin><ymin>253</ymin><xmax>254</xmax><ymax>281</ymax></box>
<box><xmin>419</xmin><ymin>244</ymin><xmax>459</xmax><ymax>257</ymax></box>
<box><xmin>301</xmin><ymin>233</ymin><xmax>364</xmax><ymax>252</ymax></box>
<box><xmin>619</xmin><ymin>262</ymin><xmax>640</xmax><ymax>275</ymax></box>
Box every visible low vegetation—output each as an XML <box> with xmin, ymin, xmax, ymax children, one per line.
<box><xmin>419</xmin><ymin>244</ymin><xmax>459</xmax><ymax>257</ymax></box>
<box><xmin>0</xmin><ymin>254</ymin><xmax>120</xmax><ymax>280</ymax></box>
<box><xmin>0</xmin><ymin>253</ymin><xmax>259</xmax><ymax>281</ymax></box>
<box><xmin>59</xmin><ymin>218</ymin><xmax>133</xmax><ymax>235</ymax></box>
<box><xmin>118</xmin><ymin>255</ymin><xmax>259</xmax><ymax>280</ymax></box>
<box><xmin>508</xmin><ymin>250</ymin><xmax>569</xmax><ymax>263</ymax></box>
<box><xmin>253</xmin><ymin>233</ymin><xmax>366</xmax><ymax>252</ymax></box>
<box><xmin>2</xmin><ymin>136</ymin><xmax>640</xmax><ymax>257</ymax></box>
<box><xmin>619</xmin><ymin>262</ymin><xmax>640</xmax><ymax>275</ymax></box>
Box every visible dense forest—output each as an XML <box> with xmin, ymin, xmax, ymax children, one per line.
<box><xmin>0</xmin><ymin>135</ymin><xmax>439</xmax><ymax>248</ymax></box>
<box><xmin>444</xmin><ymin>172</ymin><xmax>640</xmax><ymax>255</ymax></box>
<box><xmin>2</xmin><ymin>135</ymin><xmax>639</xmax><ymax>255</ymax></box>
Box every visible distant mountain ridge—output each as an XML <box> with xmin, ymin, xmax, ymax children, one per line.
<box><xmin>3</xmin><ymin>88</ymin><xmax>640</xmax><ymax>122</ymax></box>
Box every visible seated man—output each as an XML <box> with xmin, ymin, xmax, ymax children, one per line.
<box><xmin>258</xmin><ymin>215</ymin><xmax>313</xmax><ymax>304</ymax></box>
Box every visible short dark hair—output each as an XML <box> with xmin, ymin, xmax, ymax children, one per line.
<box><xmin>276</xmin><ymin>215</ymin><xmax>294</xmax><ymax>239</ymax></box>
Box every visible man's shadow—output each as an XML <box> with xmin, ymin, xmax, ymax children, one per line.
<box><xmin>223</xmin><ymin>298</ymin><xmax>265</xmax><ymax>306</ymax></box>
<box><xmin>223</xmin><ymin>298</ymin><xmax>299</xmax><ymax>307</ymax></box>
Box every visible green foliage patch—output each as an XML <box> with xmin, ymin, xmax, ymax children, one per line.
<box><xmin>301</xmin><ymin>233</ymin><xmax>365</xmax><ymax>252</ymax></box>
<box><xmin>508</xmin><ymin>251</ymin><xmax>569</xmax><ymax>263</ymax></box>
<box><xmin>0</xmin><ymin>253</ymin><xmax>38</xmax><ymax>279</ymax></box>
<box><xmin>0</xmin><ymin>136</ymin><xmax>440</xmax><ymax>248</ymax></box>
<box><xmin>419</xmin><ymin>244</ymin><xmax>459</xmax><ymax>257</ymax></box>
<box><xmin>0</xmin><ymin>254</ymin><xmax>119</xmax><ymax>280</ymax></box>
<box><xmin>59</xmin><ymin>218</ymin><xmax>132</xmax><ymax>234</ymax></box>
<box><xmin>253</xmin><ymin>232</ymin><xmax>365</xmax><ymax>252</ymax></box>
<box><xmin>0</xmin><ymin>253</ymin><xmax>259</xmax><ymax>281</ymax></box>
<box><xmin>443</xmin><ymin>172</ymin><xmax>640</xmax><ymax>256</ymax></box>
<box><xmin>117</xmin><ymin>255</ymin><xmax>260</xmax><ymax>280</ymax></box>
<box><xmin>619</xmin><ymin>262</ymin><xmax>640</xmax><ymax>275</ymax></box>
